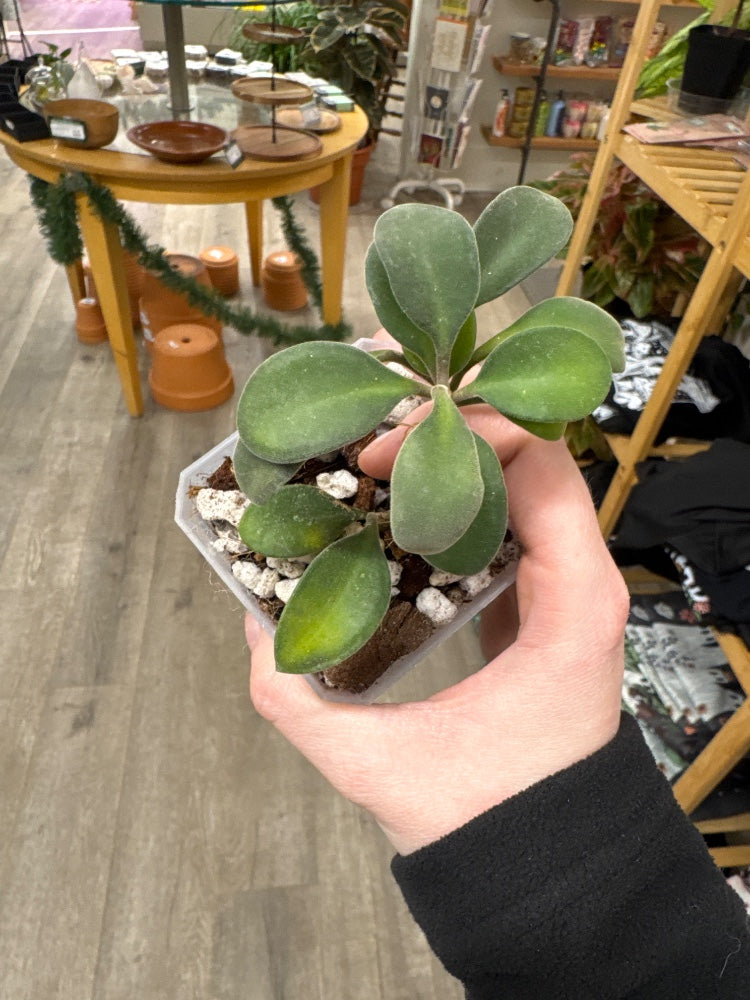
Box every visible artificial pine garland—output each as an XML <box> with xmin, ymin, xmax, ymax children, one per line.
<box><xmin>28</xmin><ymin>172</ymin><xmax>350</xmax><ymax>346</ymax></box>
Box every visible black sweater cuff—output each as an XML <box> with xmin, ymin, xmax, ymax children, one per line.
<box><xmin>391</xmin><ymin>713</ymin><xmax>750</xmax><ymax>999</ymax></box>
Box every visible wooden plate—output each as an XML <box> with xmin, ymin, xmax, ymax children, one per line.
<box><xmin>231</xmin><ymin>124</ymin><xmax>322</xmax><ymax>161</ymax></box>
<box><xmin>276</xmin><ymin>107</ymin><xmax>341</xmax><ymax>134</ymax></box>
<box><xmin>230</xmin><ymin>76</ymin><xmax>313</xmax><ymax>107</ymax></box>
<box><xmin>127</xmin><ymin>120</ymin><xmax>227</xmax><ymax>163</ymax></box>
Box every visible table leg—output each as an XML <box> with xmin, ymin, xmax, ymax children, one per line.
<box><xmin>66</xmin><ymin>259</ymin><xmax>86</xmax><ymax>307</ymax></box>
<box><xmin>317</xmin><ymin>154</ymin><xmax>353</xmax><ymax>326</ymax></box>
<box><xmin>75</xmin><ymin>193</ymin><xmax>143</xmax><ymax>417</ymax></box>
<box><xmin>245</xmin><ymin>200</ymin><xmax>263</xmax><ymax>287</ymax></box>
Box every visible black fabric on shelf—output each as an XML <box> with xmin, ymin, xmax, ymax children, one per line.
<box><xmin>612</xmin><ymin>440</ymin><xmax>750</xmax><ymax>576</ymax></box>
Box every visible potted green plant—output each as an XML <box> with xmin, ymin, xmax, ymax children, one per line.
<box><xmin>530</xmin><ymin>154</ymin><xmax>706</xmax><ymax>320</ymax></box>
<box><xmin>177</xmin><ymin>186</ymin><xmax>624</xmax><ymax>701</ymax></box>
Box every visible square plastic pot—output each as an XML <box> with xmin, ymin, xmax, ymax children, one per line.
<box><xmin>176</xmin><ymin>432</ymin><xmax>519</xmax><ymax>704</ymax></box>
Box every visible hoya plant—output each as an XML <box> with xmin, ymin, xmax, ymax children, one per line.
<box><xmin>234</xmin><ymin>187</ymin><xmax>625</xmax><ymax>675</ymax></box>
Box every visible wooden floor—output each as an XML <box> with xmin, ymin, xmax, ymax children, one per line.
<box><xmin>0</xmin><ymin>144</ymin><xmax>528</xmax><ymax>999</ymax></box>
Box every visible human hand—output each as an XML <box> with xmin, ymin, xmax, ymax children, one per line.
<box><xmin>246</xmin><ymin>406</ymin><xmax>628</xmax><ymax>856</ymax></box>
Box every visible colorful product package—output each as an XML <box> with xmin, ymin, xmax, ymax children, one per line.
<box><xmin>586</xmin><ymin>16</ymin><xmax>613</xmax><ymax>67</ymax></box>
<box><xmin>554</xmin><ymin>18</ymin><xmax>579</xmax><ymax>66</ymax></box>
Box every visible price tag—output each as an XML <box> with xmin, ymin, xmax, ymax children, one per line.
<box><xmin>225</xmin><ymin>140</ymin><xmax>244</xmax><ymax>168</ymax></box>
<box><xmin>49</xmin><ymin>116</ymin><xmax>87</xmax><ymax>143</ymax></box>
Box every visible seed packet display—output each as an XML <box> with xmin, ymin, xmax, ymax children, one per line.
<box><xmin>418</xmin><ymin>132</ymin><xmax>444</xmax><ymax>167</ymax></box>
<box><xmin>554</xmin><ymin>18</ymin><xmax>578</xmax><ymax>66</ymax></box>
<box><xmin>572</xmin><ymin>18</ymin><xmax>595</xmax><ymax>66</ymax></box>
<box><xmin>586</xmin><ymin>16</ymin><xmax>613</xmax><ymax>67</ymax></box>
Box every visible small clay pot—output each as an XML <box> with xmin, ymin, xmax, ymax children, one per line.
<box><xmin>261</xmin><ymin>251</ymin><xmax>307</xmax><ymax>311</ymax></box>
<box><xmin>75</xmin><ymin>297</ymin><xmax>107</xmax><ymax>343</ymax></box>
<box><xmin>139</xmin><ymin>296</ymin><xmax>222</xmax><ymax>352</ymax></box>
<box><xmin>141</xmin><ymin>253</ymin><xmax>214</xmax><ymax>315</ymax></box>
<box><xmin>199</xmin><ymin>245</ymin><xmax>240</xmax><ymax>297</ymax></box>
<box><xmin>148</xmin><ymin>323</ymin><xmax>234</xmax><ymax>412</ymax></box>
<box><xmin>84</xmin><ymin>250</ymin><xmax>144</xmax><ymax>328</ymax></box>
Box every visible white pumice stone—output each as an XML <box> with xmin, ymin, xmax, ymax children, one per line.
<box><xmin>460</xmin><ymin>569</ymin><xmax>493</xmax><ymax>598</ymax></box>
<box><xmin>232</xmin><ymin>560</ymin><xmax>263</xmax><ymax>590</ymax></box>
<box><xmin>275</xmin><ymin>577</ymin><xmax>300</xmax><ymax>603</ymax></box>
<box><xmin>384</xmin><ymin>395</ymin><xmax>422</xmax><ymax>427</ymax></box>
<box><xmin>416</xmin><ymin>587</ymin><xmax>458</xmax><ymax>624</ymax></box>
<box><xmin>251</xmin><ymin>568</ymin><xmax>281</xmax><ymax>599</ymax></box>
<box><xmin>374</xmin><ymin>487</ymin><xmax>389</xmax><ymax>507</ymax></box>
<box><xmin>195</xmin><ymin>488</ymin><xmax>249</xmax><ymax>527</ymax></box>
<box><xmin>316</xmin><ymin>470</ymin><xmax>359</xmax><ymax>499</ymax></box>
<box><xmin>387</xmin><ymin>559</ymin><xmax>402</xmax><ymax>596</ymax></box>
<box><xmin>429</xmin><ymin>568</ymin><xmax>464</xmax><ymax>587</ymax></box>
<box><xmin>266</xmin><ymin>556</ymin><xmax>305</xmax><ymax>578</ymax></box>
<box><xmin>211</xmin><ymin>526</ymin><xmax>248</xmax><ymax>556</ymax></box>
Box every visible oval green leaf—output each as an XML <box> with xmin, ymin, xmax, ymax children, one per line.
<box><xmin>391</xmin><ymin>386</ymin><xmax>483</xmax><ymax>554</ymax></box>
<box><xmin>373</xmin><ymin>204</ymin><xmax>480</xmax><ymax>368</ymax></box>
<box><xmin>365</xmin><ymin>241</ymin><xmax>436</xmax><ymax>376</ymax></box>
<box><xmin>427</xmin><ymin>433</ymin><xmax>508</xmax><ymax>575</ymax></box>
<box><xmin>449</xmin><ymin>311</ymin><xmax>477</xmax><ymax>377</ymax></box>
<box><xmin>510</xmin><ymin>418</ymin><xmax>567</xmax><ymax>441</ymax></box>
<box><xmin>474</xmin><ymin>187</ymin><xmax>573</xmax><ymax>305</ymax></box>
<box><xmin>233</xmin><ymin>438</ymin><xmax>300</xmax><ymax>505</ymax></box>
<box><xmin>237</xmin><ymin>342</ymin><xmax>417</xmax><ymax>463</ymax></box>
<box><xmin>469</xmin><ymin>326</ymin><xmax>613</xmax><ymax>423</ymax></box>
<box><xmin>472</xmin><ymin>296</ymin><xmax>625</xmax><ymax>372</ymax></box>
<box><xmin>274</xmin><ymin>521</ymin><xmax>392</xmax><ymax>673</ymax></box>
<box><xmin>238</xmin><ymin>485</ymin><xmax>358</xmax><ymax>558</ymax></box>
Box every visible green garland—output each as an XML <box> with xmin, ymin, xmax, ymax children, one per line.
<box><xmin>28</xmin><ymin>172</ymin><xmax>350</xmax><ymax>345</ymax></box>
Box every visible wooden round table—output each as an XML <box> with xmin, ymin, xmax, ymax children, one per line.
<box><xmin>0</xmin><ymin>105</ymin><xmax>368</xmax><ymax>416</ymax></box>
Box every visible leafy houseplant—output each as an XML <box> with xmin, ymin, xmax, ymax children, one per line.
<box><xmin>220</xmin><ymin>187</ymin><xmax>624</xmax><ymax>685</ymax></box>
<box><xmin>530</xmin><ymin>154</ymin><xmax>706</xmax><ymax>320</ymax></box>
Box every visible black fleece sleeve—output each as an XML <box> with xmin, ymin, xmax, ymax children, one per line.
<box><xmin>391</xmin><ymin>713</ymin><xmax>750</xmax><ymax>999</ymax></box>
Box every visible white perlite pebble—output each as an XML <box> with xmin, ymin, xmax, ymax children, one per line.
<box><xmin>316</xmin><ymin>470</ymin><xmax>359</xmax><ymax>499</ymax></box>
<box><xmin>416</xmin><ymin>587</ymin><xmax>458</xmax><ymax>625</ymax></box>
<box><xmin>251</xmin><ymin>568</ymin><xmax>281</xmax><ymax>599</ymax></box>
<box><xmin>387</xmin><ymin>559</ymin><xmax>402</xmax><ymax>596</ymax></box>
<box><xmin>460</xmin><ymin>569</ymin><xmax>493</xmax><ymax>598</ymax></box>
<box><xmin>195</xmin><ymin>488</ymin><xmax>249</xmax><ymax>527</ymax></box>
<box><xmin>384</xmin><ymin>395</ymin><xmax>422</xmax><ymax>427</ymax></box>
<box><xmin>429</xmin><ymin>568</ymin><xmax>464</xmax><ymax>587</ymax></box>
<box><xmin>266</xmin><ymin>556</ymin><xmax>305</xmax><ymax>579</ymax></box>
<box><xmin>232</xmin><ymin>560</ymin><xmax>262</xmax><ymax>590</ymax></box>
<box><xmin>211</xmin><ymin>529</ymin><xmax>248</xmax><ymax>556</ymax></box>
<box><xmin>275</xmin><ymin>577</ymin><xmax>300</xmax><ymax>603</ymax></box>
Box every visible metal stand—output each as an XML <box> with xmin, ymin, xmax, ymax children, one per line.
<box><xmin>161</xmin><ymin>4</ymin><xmax>192</xmax><ymax>118</ymax></box>
<box><xmin>517</xmin><ymin>0</ymin><xmax>560</xmax><ymax>185</ymax></box>
<box><xmin>382</xmin><ymin>174</ymin><xmax>465</xmax><ymax>210</ymax></box>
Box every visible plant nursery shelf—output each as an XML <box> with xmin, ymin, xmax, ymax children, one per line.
<box><xmin>492</xmin><ymin>56</ymin><xmax>623</xmax><ymax>81</ymax></box>
<box><xmin>480</xmin><ymin>126</ymin><xmax>599</xmax><ymax>151</ymax></box>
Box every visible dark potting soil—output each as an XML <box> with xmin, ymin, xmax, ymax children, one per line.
<box><xmin>201</xmin><ymin>437</ymin><xmax>511</xmax><ymax>693</ymax></box>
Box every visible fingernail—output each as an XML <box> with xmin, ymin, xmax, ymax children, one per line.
<box><xmin>245</xmin><ymin>614</ymin><xmax>262</xmax><ymax>650</ymax></box>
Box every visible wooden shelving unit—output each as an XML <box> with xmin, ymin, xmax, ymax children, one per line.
<box><xmin>557</xmin><ymin>0</ymin><xmax>750</xmax><ymax>863</ymax></box>
<box><xmin>492</xmin><ymin>55</ymin><xmax>623</xmax><ymax>82</ymax></box>
<box><xmin>480</xmin><ymin>125</ymin><xmax>599</xmax><ymax>150</ymax></box>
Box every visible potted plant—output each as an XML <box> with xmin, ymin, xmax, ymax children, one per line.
<box><xmin>530</xmin><ymin>154</ymin><xmax>706</xmax><ymax>320</ymax></box>
<box><xmin>177</xmin><ymin>186</ymin><xmax>624</xmax><ymax>702</ymax></box>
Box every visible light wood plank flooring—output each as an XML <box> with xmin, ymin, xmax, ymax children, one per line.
<box><xmin>0</xmin><ymin>145</ymin><xmax>525</xmax><ymax>999</ymax></box>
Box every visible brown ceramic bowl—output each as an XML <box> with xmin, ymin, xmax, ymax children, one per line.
<box><xmin>43</xmin><ymin>98</ymin><xmax>119</xmax><ymax>149</ymax></box>
<box><xmin>126</xmin><ymin>120</ymin><xmax>228</xmax><ymax>163</ymax></box>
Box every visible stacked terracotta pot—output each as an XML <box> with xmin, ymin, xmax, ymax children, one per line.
<box><xmin>139</xmin><ymin>253</ymin><xmax>222</xmax><ymax>351</ymax></box>
<box><xmin>199</xmin><ymin>245</ymin><xmax>240</xmax><ymax>297</ymax></box>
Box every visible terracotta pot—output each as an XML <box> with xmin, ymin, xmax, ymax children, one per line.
<box><xmin>310</xmin><ymin>137</ymin><xmax>374</xmax><ymax>207</ymax></box>
<box><xmin>148</xmin><ymin>323</ymin><xmax>234</xmax><ymax>412</ymax></box>
<box><xmin>84</xmin><ymin>251</ymin><xmax>144</xmax><ymax>328</ymax></box>
<box><xmin>140</xmin><ymin>253</ymin><xmax>222</xmax><ymax>351</ymax></box>
<box><xmin>261</xmin><ymin>251</ymin><xmax>308</xmax><ymax>311</ymax></box>
<box><xmin>75</xmin><ymin>297</ymin><xmax>107</xmax><ymax>343</ymax></box>
<box><xmin>199</xmin><ymin>245</ymin><xmax>240</xmax><ymax>297</ymax></box>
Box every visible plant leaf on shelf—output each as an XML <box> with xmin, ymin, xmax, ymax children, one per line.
<box><xmin>237</xmin><ymin>342</ymin><xmax>420</xmax><ymax>463</ymax></box>
<box><xmin>238</xmin><ymin>485</ymin><xmax>359</xmax><ymax>557</ymax></box>
<box><xmin>474</xmin><ymin>187</ymin><xmax>573</xmax><ymax>306</ymax></box>
<box><xmin>391</xmin><ymin>386</ymin><xmax>483</xmax><ymax>554</ymax></box>
<box><xmin>274</xmin><ymin>520</ymin><xmax>392</xmax><ymax>673</ymax></box>
<box><xmin>472</xmin><ymin>296</ymin><xmax>625</xmax><ymax>372</ymax></box>
<box><xmin>373</xmin><ymin>204</ymin><xmax>480</xmax><ymax>372</ymax></box>
<box><xmin>365</xmin><ymin>242</ymin><xmax>437</xmax><ymax>376</ymax></box>
<box><xmin>232</xmin><ymin>438</ymin><xmax>300</xmax><ymax>505</ymax></box>
<box><xmin>466</xmin><ymin>326</ymin><xmax>613</xmax><ymax>423</ymax></box>
<box><xmin>427</xmin><ymin>433</ymin><xmax>508</xmax><ymax>575</ymax></box>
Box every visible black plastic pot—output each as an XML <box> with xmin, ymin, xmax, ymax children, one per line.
<box><xmin>680</xmin><ymin>24</ymin><xmax>750</xmax><ymax>110</ymax></box>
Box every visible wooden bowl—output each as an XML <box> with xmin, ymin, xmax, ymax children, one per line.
<box><xmin>43</xmin><ymin>98</ymin><xmax>119</xmax><ymax>148</ymax></box>
<box><xmin>126</xmin><ymin>120</ymin><xmax>228</xmax><ymax>163</ymax></box>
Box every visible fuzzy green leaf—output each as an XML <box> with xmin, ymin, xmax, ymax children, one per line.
<box><xmin>449</xmin><ymin>311</ymin><xmax>477</xmax><ymax>377</ymax></box>
<box><xmin>510</xmin><ymin>418</ymin><xmax>567</xmax><ymax>441</ymax></box>
<box><xmin>472</xmin><ymin>297</ymin><xmax>625</xmax><ymax>372</ymax></box>
<box><xmin>232</xmin><ymin>439</ymin><xmax>299</xmax><ymax>505</ymax></box>
<box><xmin>373</xmin><ymin>204</ymin><xmax>480</xmax><ymax>370</ymax></box>
<box><xmin>391</xmin><ymin>386</ymin><xmax>483</xmax><ymax>554</ymax></box>
<box><xmin>274</xmin><ymin>521</ymin><xmax>392</xmax><ymax>673</ymax></box>
<box><xmin>237</xmin><ymin>485</ymin><xmax>359</xmax><ymax>557</ymax></box>
<box><xmin>237</xmin><ymin>343</ymin><xmax>418</xmax><ymax>463</ymax></box>
<box><xmin>474</xmin><ymin>187</ymin><xmax>573</xmax><ymax>305</ymax></box>
<box><xmin>365</xmin><ymin>242</ymin><xmax>436</xmax><ymax>375</ymax></box>
<box><xmin>468</xmin><ymin>327</ymin><xmax>613</xmax><ymax>423</ymax></box>
<box><xmin>427</xmin><ymin>434</ymin><xmax>508</xmax><ymax>575</ymax></box>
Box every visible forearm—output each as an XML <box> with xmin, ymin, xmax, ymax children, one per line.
<box><xmin>392</xmin><ymin>713</ymin><xmax>750</xmax><ymax>999</ymax></box>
